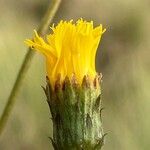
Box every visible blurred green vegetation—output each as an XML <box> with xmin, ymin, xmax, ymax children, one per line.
<box><xmin>0</xmin><ymin>0</ymin><xmax>150</xmax><ymax>149</ymax></box>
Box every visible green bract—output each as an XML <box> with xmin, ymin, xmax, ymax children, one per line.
<box><xmin>44</xmin><ymin>75</ymin><xmax>105</xmax><ymax>150</ymax></box>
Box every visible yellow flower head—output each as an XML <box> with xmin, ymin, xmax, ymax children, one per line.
<box><xmin>25</xmin><ymin>19</ymin><xmax>106</xmax><ymax>87</ymax></box>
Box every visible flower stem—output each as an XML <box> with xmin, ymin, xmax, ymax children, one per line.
<box><xmin>0</xmin><ymin>0</ymin><xmax>61</xmax><ymax>136</ymax></box>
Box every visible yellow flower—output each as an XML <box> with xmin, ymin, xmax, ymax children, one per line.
<box><xmin>25</xmin><ymin>19</ymin><xmax>106</xmax><ymax>87</ymax></box>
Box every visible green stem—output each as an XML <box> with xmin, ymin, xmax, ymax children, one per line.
<box><xmin>0</xmin><ymin>0</ymin><xmax>61</xmax><ymax>136</ymax></box>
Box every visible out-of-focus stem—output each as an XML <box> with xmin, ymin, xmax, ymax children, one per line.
<box><xmin>0</xmin><ymin>0</ymin><xmax>61</xmax><ymax>136</ymax></box>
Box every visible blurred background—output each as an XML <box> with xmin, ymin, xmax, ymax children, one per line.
<box><xmin>0</xmin><ymin>0</ymin><xmax>150</xmax><ymax>149</ymax></box>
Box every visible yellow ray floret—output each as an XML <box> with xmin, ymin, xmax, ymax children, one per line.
<box><xmin>25</xmin><ymin>19</ymin><xmax>106</xmax><ymax>87</ymax></box>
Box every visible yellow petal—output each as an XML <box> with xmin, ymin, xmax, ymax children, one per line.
<box><xmin>25</xmin><ymin>19</ymin><xmax>106</xmax><ymax>87</ymax></box>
